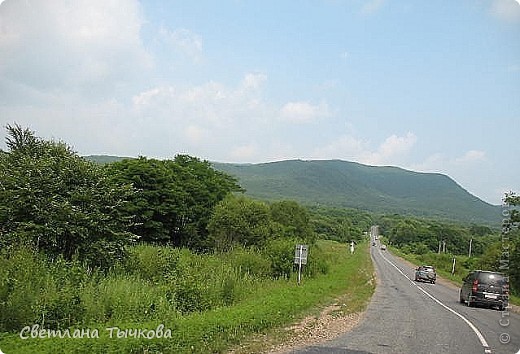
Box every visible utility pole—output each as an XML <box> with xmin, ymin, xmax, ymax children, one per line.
<box><xmin>442</xmin><ymin>240</ymin><xmax>446</xmax><ymax>253</ymax></box>
<box><xmin>438</xmin><ymin>240</ymin><xmax>442</xmax><ymax>254</ymax></box>
<box><xmin>468</xmin><ymin>238</ymin><xmax>473</xmax><ymax>258</ymax></box>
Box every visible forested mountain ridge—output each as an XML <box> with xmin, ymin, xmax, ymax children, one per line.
<box><xmin>84</xmin><ymin>156</ymin><xmax>500</xmax><ymax>225</ymax></box>
<box><xmin>211</xmin><ymin>159</ymin><xmax>500</xmax><ymax>225</ymax></box>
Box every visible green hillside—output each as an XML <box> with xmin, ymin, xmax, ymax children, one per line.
<box><xmin>84</xmin><ymin>156</ymin><xmax>500</xmax><ymax>225</ymax></box>
<box><xmin>212</xmin><ymin>159</ymin><xmax>500</xmax><ymax>225</ymax></box>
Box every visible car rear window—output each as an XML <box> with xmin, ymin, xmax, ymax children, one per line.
<box><xmin>478</xmin><ymin>273</ymin><xmax>507</xmax><ymax>284</ymax></box>
<box><xmin>420</xmin><ymin>267</ymin><xmax>434</xmax><ymax>272</ymax></box>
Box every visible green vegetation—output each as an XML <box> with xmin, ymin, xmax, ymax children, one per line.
<box><xmin>0</xmin><ymin>125</ymin><xmax>374</xmax><ymax>353</ymax></box>
<box><xmin>0</xmin><ymin>240</ymin><xmax>373</xmax><ymax>353</ymax></box>
<box><xmin>310</xmin><ymin>206</ymin><xmax>373</xmax><ymax>244</ymax></box>
<box><xmin>106</xmin><ymin>155</ymin><xmax>242</xmax><ymax>250</ymax></box>
<box><xmin>0</xmin><ymin>124</ymin><xmax>134</xmax><ymax>269</ymax></box>
<box><xmin>1</xmin><ymin>124</ymin><xmax>512</xmax><ymax>353</ymax></box>
<box><xmin>213</xmin><ymin>159</ymin><xmax>500</xmax><ymax>225</ymax></box>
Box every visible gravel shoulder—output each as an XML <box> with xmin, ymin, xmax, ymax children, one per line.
<box><xmin>267</xmin><ymin>304</ymin><xmax>366</xmax><ymax>353</ymax></box>
<box><xmin>227</xmin><ymin>281</ymin><xmax>374</xmax><ymax>354</ymax></box>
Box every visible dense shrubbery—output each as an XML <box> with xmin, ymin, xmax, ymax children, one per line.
<box><xmin>0</xmin><ymin>240</ymin><xmax>332</xmax><ymax>332</ymax></box>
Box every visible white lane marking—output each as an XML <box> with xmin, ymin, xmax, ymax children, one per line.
<box><xmin>377</xmin><ymin>250</ymin><xmax>492</xmax><ymax>354</ymax></box>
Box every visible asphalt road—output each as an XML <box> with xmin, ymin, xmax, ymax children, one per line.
<box><xmin>295</xmin><ymin>243</ymin><xmax>520</xmax><ymax>354</ymax></box>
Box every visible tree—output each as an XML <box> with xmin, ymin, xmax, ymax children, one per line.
<box><xmin>207</xmin><ymin>195</ymin><xmax>272</xmax><ymax>250</ymax></box>
<box><xmin>107</xmin><ymin>155</ymin><xmax>241</xmax><ymax>250</ymax></box>
<box><xmin>503</xmin><ymin>192</ymin><xmax>520</xmax><ymax>295</ymax></box>
<box><xmin>504</xmin><ymin>192</ymin><xmax>520</xmax><ymax>224</ymax></box>
<box><xmin>270</xmin><ymin>200</ymin><xmax>314</xmax><ymax>241</ymax></box>
<box><xmin>478</xmin><ymin>192</ymin><xmax>520</xmax><ymax>295</ymax></box>
<box><xmin>0</xmin><ymin>124</ymin><xmax>135</xmax><ymax>268</ymax></box>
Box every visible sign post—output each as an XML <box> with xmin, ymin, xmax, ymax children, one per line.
<box><xmin>451</xmin><ymin>257</ymin><xmax>456</xmax><ymax>275</ymax></box>
<box><xmin>294</xmin><ymin>244</ymin><xmax>308</xmax><ymax>285</ymax></box>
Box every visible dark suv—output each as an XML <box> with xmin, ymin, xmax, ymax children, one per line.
<box><xmin>459</xmin><ymin>270</ymin><xmax>509</xmax><ymax>310</ymax></box>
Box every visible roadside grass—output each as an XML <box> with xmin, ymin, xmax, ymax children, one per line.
<box><xmin>0</xmin><ymin>240</ymin><xmax>374</xmax><ymax>353</ymax></box>
<box><xmin>389</xmin><ymin>246</ymin><xmax>520</xmax><ymax>306</ymax></box>
<box><xmin>231</xmin><ymin>242</ymin><xmax>376</xmax><ymax>354</ymax></box>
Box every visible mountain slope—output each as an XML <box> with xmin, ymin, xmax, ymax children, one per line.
<box><xmin>212</xmin><ymin>159</ymin><xmax>500</xmax><ymax>225</ymax></box>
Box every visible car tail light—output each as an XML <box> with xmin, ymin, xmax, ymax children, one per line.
<box><xmin>472</xmin><ymin>279</ymin><xmax>478</xmax><ymax>293</ymax></box>
<box><xmin>504</xmin><ymin>283</ymin><xmax>509</xmax><ymax>296</ymax></box>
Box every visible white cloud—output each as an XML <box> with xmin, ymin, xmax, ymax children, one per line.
<box><xmin>312</xmin><ymin>135</ymin><xmax>367</xmax><ymax>160</ymax></box>
<box><xmin>241</xmin><ymin>73</ymin><xmax>267</xmax><ymax>90</ymax></box>
<box><xmin>364</xmin><ymin>132</ymin><xmax>417</xmax><ymax>165</ymax></box>
<box><xmin>125</xmin><ymin>73</ymin><xmax>277</xmax><ymax>158</ymax></box>
<box><xmin>312</xmin><ymin>132</ymin><xmax>417</xmax><ymax>166</ymax></box>
<box><xmin>412</xmin><ymin>149</ymin><xmax>487</xmax><ymax>172</ymax></box>
<box><xmin>0</xmin><ymin>0</ymin><xmax>151</xmax><ymax>97</ymax></box>
<box><xmin>490</xmin><ymin>0</ymin><xmax>520</xmax><ymax>23</ymax></box>
<box><xmin>159</xmin><ymin>27</ymin><xmax>203</xmax><ymax>62</ymax></box>
<box><xmin>279</xmin><ymin>101</ymin><xmax>330</xmax><ymax>123</ymax></box>
<box><xmin>231</xmin><ymin>144</ymin><xmax>258</xmax><ymax>160</ymax></box>
<box><xmin>454</xmin><ymin>150</ymin><xmax>487</xmax><ymax>164</ymax></box>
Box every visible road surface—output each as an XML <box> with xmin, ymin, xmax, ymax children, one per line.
<box><xmin>295</xmin><ymin>241</ymin><xmax>520</xmax><ymax>354</ymax></box>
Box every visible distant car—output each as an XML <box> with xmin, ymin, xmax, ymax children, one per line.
<box><xmin>459</xmin><ymin>270</ymin><xmax>509</xmax><ymax>310</ymax></box>
<box><xmin>372</xmin><ymin>241</ymin><xmax>376</xmax><ymax>246</ymax></box>
<box><xmin>380</xmin><ymin>244</ymin><xmax>386</xmax><ymax>250</ymax></box>
<box><xmin>415</xmin><ymin>265</ymin><xmax>436</xmax><ymax>284</ymax></box>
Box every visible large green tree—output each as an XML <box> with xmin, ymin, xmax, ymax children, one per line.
<box><xmin>0</xmin><ymin>124</ymin><xmax>134</xmax><ymax>268</ymax></box>
<box><xmin>107</xmin><ymin>155</ymin><xmax>241</xmax><ymax>250</ymax></box>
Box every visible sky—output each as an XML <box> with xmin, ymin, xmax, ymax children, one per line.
<box><xmin>0</xmin><ymin>0</ymin><xmax>519</xmax><ymax>205</ymax></box>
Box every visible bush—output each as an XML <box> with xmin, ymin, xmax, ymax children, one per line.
<box><xmin>303</xmin><ymin>244</ymin><xmax>330</xmax><ymax>277</ymax></box>
<box><xmin>124</xmin><ymin>244</ymin><xmax>181</xmax><ymax>282</ymax></box>
<box><xmin>0</xmin><ymin>247</ymin><xmax>46</xmax><ymax>331</ymax></box>
<box><xmin>226</xmin><ymin>247</ymin><xmax>271</xmax><ymax>278</ymax></box>
<box><xmin>262</xmin><ymin>238</ymin><xmax>296</xmax><ymax>279</ymax></box>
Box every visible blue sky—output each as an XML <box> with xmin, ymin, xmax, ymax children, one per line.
<box><xmin>0</xmin><ymin>0</ymin><xmax>519</xmax><ymax>205</ymax></box>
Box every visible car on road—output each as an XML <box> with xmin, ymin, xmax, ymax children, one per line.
<box><xmin>459</xmin><ymin>270</ymin><xmax>509</xmax><ymax>310</ymax></box>
<box><xmin>414</xmin><ymin>265</ymin><xmax>436</xmax><ymax>284</ymax></box>
<box><xmin>380</xmin><ymin>244</ymin><xmax>386</xmax><ymax>250</ymax></box>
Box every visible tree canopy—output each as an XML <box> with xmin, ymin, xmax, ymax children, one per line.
<box><xmin>0</xmin><ymin>124</ymin><xmax>134</xmax><ymax>268</ymax></box>
<box><xmin>106</xmin><ymin>154</ymin><xmax>242</xmax><ymax>250</ymax></box>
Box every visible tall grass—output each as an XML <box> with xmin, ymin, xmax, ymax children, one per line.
<box><xmin>0</xmin><ymin>240</ymin><xmax>374</xmax><ymax>353</ymax></box>
<box><xmin>0</xmin><ymin>239</ymin><xmax>332</xmax><ymax>332</ymax></box>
